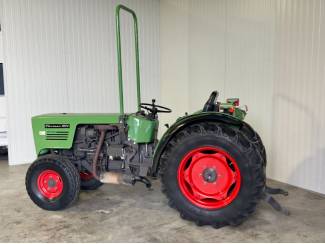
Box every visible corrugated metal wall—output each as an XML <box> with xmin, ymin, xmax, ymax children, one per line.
<box><xmin>1</xmin><ymin>0</ymin><xmax>160</xmax><ymax>165</ymax></box>
<box><xmin>271</xmin><ymin>0</ymin><xmax>325</xmax><ymax>194</ymax></box>
<box><xmin>161</xmin><ymin>0</ymin><xmax>325</xmax><ymax>194</ymax></box>
<box><xmin>159</xmin><ymin>0</ymin><xmax>189</xmax><ymax>135</ymax></box>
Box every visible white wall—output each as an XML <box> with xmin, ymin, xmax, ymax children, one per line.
<box><xmin>271</xmin><ymin>0</ymin><xmax>325</xmax><ymax>195</ymax></box>
<box><xmin>0</xmin><ymin>0</ymin><xmax>3</xmax><ymax>63</ymax></box>
<box><xmin>160</xmin><ymin>0</ymin><xmax>325</xmax><ymax>194</ymax></box>
<box><xmin>2</xmin><ymin>0</ymin><xmax>160</xmax><ymax>165</ymax></box>
<box><xmin>0</xmin><ymin>0</ymin><xmax>7</xmax><ymax>142</ymax></box>
<box><xmin>159</xmin><ymin>0</ymin><xmax>189</xmax><ymax>133</ymax></box>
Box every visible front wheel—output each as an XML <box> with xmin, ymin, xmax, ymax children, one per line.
<box><xmin>25</xmin><ymin>155</ymin><xmax>80</xmax><ymax>211</ymax></box>
<box><xmin>160</xmin><ymin>122</ymin><xmax>265</xmax><ymax>227</ymax></box>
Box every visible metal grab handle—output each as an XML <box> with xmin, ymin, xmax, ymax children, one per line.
<box><xmin>116</xmin><ymin>4</ymin><xmax>141</xmax><ymax>114</ymax></box>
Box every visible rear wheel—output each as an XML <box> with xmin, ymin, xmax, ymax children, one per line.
<box><xmin>80</xmin><ymin>171</ymin><xmax>103</xmax><ymax>190</ymax></box>
<box><xmin>160</xmin><ymin>122</ymin><xmax>265</xmax><ymax>227</ymax></box>
<box><xmin>25</xmin><ymin>155</ymin><xmax>80</xmax><ymax>211</ymax></box>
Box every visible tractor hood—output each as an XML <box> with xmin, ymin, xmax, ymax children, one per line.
<box><xmin>31</xmin><ymin>113</ymin><xmax>121</xmax><ymax>154</ymax></box>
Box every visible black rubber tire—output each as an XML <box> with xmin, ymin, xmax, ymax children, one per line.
<box><xmin>238</xmin><ymin>122</ymin><xmax>267</xmax><ymax>166</ymax></box>
<box><xmin>80</xmin><ymin>175</ymin><xmax>103</xmax><ymax>190</ymax></box>
<box><xmin>25</xmin><ymin>154</ymin><xmax>80</xmax><ymax>211</ymax></box>
<box><xmin>159</xmin><ymin>122</ymin><xmax>265</xmax><ymax>228</ymax></box>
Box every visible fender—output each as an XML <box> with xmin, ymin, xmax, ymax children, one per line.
<box><xmin>151</xmin><ymin>112</ymin><xmax>247</xmax><ymax>176</ymax></box>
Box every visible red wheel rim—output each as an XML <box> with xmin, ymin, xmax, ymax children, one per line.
<box><xmin>80</xmin><ymin>171</ymin><xmax>94</xmax><ymax>181</ymax></box>
<box><xmin>177</xmin><ymin>146</ymin><xmax>241</xmax><ymax>209</ymax></box>
<box><xmin>37</xmin><ymin>170</ymin><xmax>64</xmax><ymax>199</ymax></box>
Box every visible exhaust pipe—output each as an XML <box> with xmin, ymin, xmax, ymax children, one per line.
<box><xmin>92</xmin><ymin>125</ymin><xmax>116</xmax><ymax>180</ymax></box>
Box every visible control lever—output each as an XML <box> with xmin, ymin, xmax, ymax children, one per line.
<box><xmin>150</xmin><ymin>99</ymin><xmax>158</xmax><ymax>117</ymax></box>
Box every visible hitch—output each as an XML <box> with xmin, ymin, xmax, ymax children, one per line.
<box><xmin>263</xmin><ymin>185</ymin><xmax>290</xmax><ymax>216</ymax></box>
<box><xmin>265</xmin><ymin>186</ymin><xmax>289</xmax><ymax>196</ymax></box>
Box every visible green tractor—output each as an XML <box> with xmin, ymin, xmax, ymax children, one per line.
<box><xmin>25</xmin><ymin>5</ymin><xmax>287</xmax><ymax>228</ymax></box>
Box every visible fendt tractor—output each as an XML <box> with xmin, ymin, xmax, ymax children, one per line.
<box><xmin>25</xmin><ymin>5</ymin><xmax>288</xmax><ymax>228</ymax></box>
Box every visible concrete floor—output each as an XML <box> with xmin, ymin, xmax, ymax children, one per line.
<box><xmin>0</xmin><ymin>156</ymin><xmax>325</xmax><ymax>242</ymax></box>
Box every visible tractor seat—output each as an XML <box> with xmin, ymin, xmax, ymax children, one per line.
<box><xmin>203</xmin><ymin>91</ymin><xmax>220</xmax><ymax>112</ymax></box>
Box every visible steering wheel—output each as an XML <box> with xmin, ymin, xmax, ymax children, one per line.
<box><xmin>140</xmin><ymin>99</ymin><xmax>172</xmax><ymax>114</ymax></box>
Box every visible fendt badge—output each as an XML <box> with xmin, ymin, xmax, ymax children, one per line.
<box><xmin>45</xmin><ymin>124</ymin><xmax>70</xmax><ymax>129</ymax></box>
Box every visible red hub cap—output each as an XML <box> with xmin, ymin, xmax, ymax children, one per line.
<box><xmin>178</xmin><ymin>146</ymin><xmax>241</xmax><ymax>209</ymax></box>
<box><xmin>37</xmin><ymin>170</ymin><xmax>64</xmax><ymax>199</ymax></box>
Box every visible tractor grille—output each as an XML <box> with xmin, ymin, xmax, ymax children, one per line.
<box><xmin>45</xmin><ymin>131</ymin><xmax>69</xmax><ymax>141</ymax></box>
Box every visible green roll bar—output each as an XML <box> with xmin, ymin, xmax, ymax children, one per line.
<box><xmin>115</xmin><ymin>4</ymin><xmax>141</xmax><ymax>114</ymax></box>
